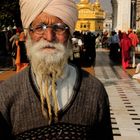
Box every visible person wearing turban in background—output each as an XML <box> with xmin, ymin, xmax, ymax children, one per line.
<box><xmin>0</xmin><ymin>0</ymin><xmax>113</xmax><ymax>139</ymax></box>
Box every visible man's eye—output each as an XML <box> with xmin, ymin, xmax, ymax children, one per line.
<box><xmin>55</xmin><ymin>28</ymin><xmax>64</xmax><ymax>32</ymax></box>
<box><xmin>35</xmin><ymin>26</ymin><xmax>44</xmax><ymax>31</ymax></box>
<box><xmin>53</xmin><ymin>25</ymin><xmax>64</xmax><ymax>30</ymax></box>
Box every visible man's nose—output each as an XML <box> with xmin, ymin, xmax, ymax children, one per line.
<box><xmin>42</xmin><ymin>28</ymin><xmax>55</xmax><ymax>42</ymax></box>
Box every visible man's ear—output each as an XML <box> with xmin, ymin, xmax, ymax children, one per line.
<box><xmin>24</xmin><ymin>30</ymin><xmax>29</xmax><ymax>41</ymax></box>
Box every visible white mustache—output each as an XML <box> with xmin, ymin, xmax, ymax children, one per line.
<box><xmin>33</xmin><ymin>39</ymin><xmax>64</xmax><ymax>51</ymax></box>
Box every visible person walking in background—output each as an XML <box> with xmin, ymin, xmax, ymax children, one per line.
<box><xmin>95</xmin><ymin>33</ymin><xmax>102</xmax><ymax>48</ymax></box>
<box><xmin>0</xmin><ymin>0</ymin><xmax>113</xmax><ymax>139</ymax></box>
<box><xmin>15</xmin><ymin>31</ymin><xmax>29</xmax><ymax>72</ymax></box>
<box><xmin>82</xmin><ymin>31</ymin><xmax>98</xmax><ymax>67</ymax></box>
<box><xmin>9</xmin><ymin>28</ymin><xmax>20</xmax><ymax>69</ymax></box>
<box><xmin>9</xmin><ymin>29</ymin><xmax>20</xmax><ymax>50</ymax></box>
<box><xmin>128</xmin><ymin>29</ymin><xmax>139</xmax><ymax>68</ymax></box>
<box><xmin>108</xmin><ymin>30</ymin><xmax>121</xmax><ymax>63</ymax></box>
<box><xmin>118</xmin><ymin>30</ymin><xmax>123</xmax><ymax>41</ymax></box>
<box><xmin>71</xmin><ymin>31</ymin><xmax>83</xmax><ymax>68</ymax></box>
<box><xmin>101</xmin><ymin>31</ymin><xmax>109</xmax><ymax>49</ymax></box>
<box><xmin>120</xmin><ymin>32</ymin><xmax>131</xmax><ymax>69</ymax></box>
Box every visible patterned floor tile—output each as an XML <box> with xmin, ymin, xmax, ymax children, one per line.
<box><xmin>95</xmin><ymin>48</ymin><xmax>140</xmax><ymax>139</ymax></box>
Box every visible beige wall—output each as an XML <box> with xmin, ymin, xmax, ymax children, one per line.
<box><xmin>112</xmin><ymin>0</ymin><xmax>131</xmax><ymax>32</ymax></box>
<box><xmin>136</xmin><ymin>0</ymin><xmax>140</xmax><ymax>29</ymax></box>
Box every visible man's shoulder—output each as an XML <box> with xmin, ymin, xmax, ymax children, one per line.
<box><xmin>81</xmin><ymin>69</ymin><xmax>104</xmax><ymax>87</ymax></box>
<box><xmin>0</xmin><ymin>67</ymin><xmax>29</xmax><ymax>88</ymax></box>
<box><xmin>0</xmin><ymin>68</ymin><xmax>30</xmax><ymax>103</ymax></box>
<box><xmin>68</xmin><ymin>64</ymin><xmax>102</xmax><ymax>86</ymax></box>
<box><xmin>79</xmin><ymin>70</ymin><xmax>108</xmax><ymax>100</ymax></box>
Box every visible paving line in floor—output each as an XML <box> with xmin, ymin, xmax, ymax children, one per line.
<box><xmin>95</xmin><ymin>49</ymin><xmax>140</xmax><ymax>140</ymax></box>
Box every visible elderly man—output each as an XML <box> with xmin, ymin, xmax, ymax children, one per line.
<box><xmin>0</xmin><ymin>0</ymin><xmax>113</xmax><ymax>139</ymax></box>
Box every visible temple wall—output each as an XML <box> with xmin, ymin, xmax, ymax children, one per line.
<box><xmin>75</xmin><ymin>0</ymin><xmax>105</xmax><ymax>32</ymax></box>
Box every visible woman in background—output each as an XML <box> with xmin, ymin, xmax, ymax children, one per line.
<box><xmin>15</xmin><ymin>31</ymin><xmax>29</xmax><ymax>72</ymax></box>
<box><xmin>120</xmin><ymin>32</ymin><xmax>131</xmax><ymax>69</ymax></box>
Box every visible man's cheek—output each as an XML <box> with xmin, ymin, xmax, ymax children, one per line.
<box><xmin>30</xmin><ymin>32</ymin><xmax>42</xmax><ymax>42</ymax></box>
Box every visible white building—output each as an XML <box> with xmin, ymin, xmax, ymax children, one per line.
<box><xmin>111</xmin><ymin>0</ymin><xmax>132</xmax><ymax>32</ymax></box>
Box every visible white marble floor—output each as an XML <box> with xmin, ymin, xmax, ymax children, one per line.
<box><xmin>94</xmin><ymin>48</ymin><xmax>140</xmax><ymax>140</ymax></box>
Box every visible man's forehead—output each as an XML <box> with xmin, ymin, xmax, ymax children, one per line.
<box><xmin>32</xmin><ymin>12</ymin><xmax>64</xmax><ymax>26</ymax></box>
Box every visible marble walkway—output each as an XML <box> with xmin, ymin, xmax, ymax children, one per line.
<box><xmin>94</xmin><ymin>48</ymin><xmax>140</xmax><ymax>140</ymax></box>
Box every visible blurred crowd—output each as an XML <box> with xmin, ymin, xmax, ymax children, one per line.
<box><xmin>71</xmin><ymin>29</ymin><xmax>140</xmax><ymax>70</ymax></box>
<box><xmin>0</xmin><ymin>26</ymin><xmax>28</xmax><ymax>72</ymax></box>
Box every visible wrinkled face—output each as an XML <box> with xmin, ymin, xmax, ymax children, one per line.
<box><xmin>26</xmin><ymin>12</ymin><xmax>71</xmax><ymax>63</ymax></box>
<box><xmin>25</xmin><ymin>12</ymin><xmax>72</xmax><ymax>78</ymax></box>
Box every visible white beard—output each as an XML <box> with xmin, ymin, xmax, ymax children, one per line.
<box><xmin>26</xmin><ymin>36</ymin><xmax>71</xmax><ymax>81</ymax></box>
<box><xmin>28</xmin><ymin>39</ymin><xmax>66</xmax><ymax>64</ymax></box>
